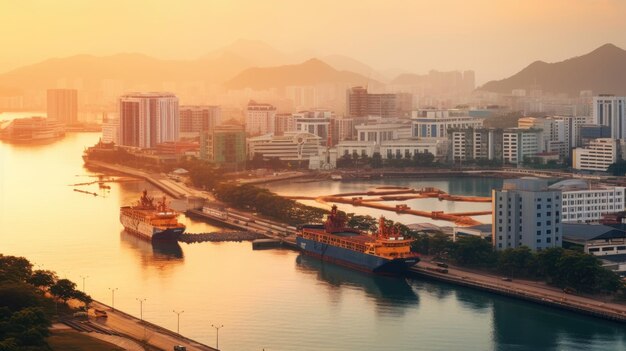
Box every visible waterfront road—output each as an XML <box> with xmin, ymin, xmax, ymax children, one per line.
<box><xmin>415</xmin><ymin>258</ymin><xmax>626</xmax><ymax>322</ymax></box>
<box><xmin>90</xmin><ymin>301</ymin><xmax>217</xmax><ymax>351</ymax></box>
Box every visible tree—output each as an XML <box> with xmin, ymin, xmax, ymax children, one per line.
<box><xmin>72</xmin><ymin>290</ymin><xmax>93</xmax><ymax>308</ymax></box>
<box><xmin>497</xmin><ymin>247</ymin><xmax>537</xmax><ymax>277</ymax></box>
<box><xmin>0</xmin><ymin>256</ymin><xmax>32</xmax><ymax>283</ymax></box>
<box><xmin>450</xmin><ymin>236</ymin><xmax>496</xmax><ymax>266</ymax></box>
<box><xmin>607</xmin><ymin>160</ymin><xmax>626</xmax><ymax>176</ymax></box>
<box><xmin>371</xmin><ymin>152</ymin><xmax>383</xmax><ymax>168</ymax></box>
<box><xmin>50</xmin><ymin>279</ymin><xmax>77</xmax><ymax>304</ymax></box>
<box><xmin>28</xmin><ymin>270</ymin><xmax>57</xmax><ymax>290</ymax></box>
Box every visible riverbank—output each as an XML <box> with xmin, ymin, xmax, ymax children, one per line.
<box><xmin>410</xmin><ymin>258</ymin><xmax>626</xmax><ymax>323</ymax></box>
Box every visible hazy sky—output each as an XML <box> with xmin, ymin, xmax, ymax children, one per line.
<box><xmin>2</xmin><ymin>0</ymin><xmax>626</xmax><ymax>83</ymax></box>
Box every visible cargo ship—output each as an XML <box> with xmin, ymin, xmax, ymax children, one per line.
<box><xmin>120</xmin><ymin>190</ymin><xmax>185</xmax><ymax>241</ymax></box>
<box><xmin>297</xmin><ymin>205</ymin><xmax>420</xmax><ymax>274</ymax></box>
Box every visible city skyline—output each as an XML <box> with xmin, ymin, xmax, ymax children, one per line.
<box><xmin>2</xmin><ymin>1</ymin><xmax>626</xmax><ymax>83</ymax></box>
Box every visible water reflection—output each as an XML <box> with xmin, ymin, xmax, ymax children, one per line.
<box><xmin>119</xmin><ymin>231</ymin><xmax>184</xmax><ymax>265</ymax></box>
<box><xmin>492</xmin><ymin>297</ymin><xmax>626</xmax><ymax>351</ymax></box>
<box><xmin>295</xmin><ymin>254</ymin><xmax>419</xmax><ymax>309</ymax></box>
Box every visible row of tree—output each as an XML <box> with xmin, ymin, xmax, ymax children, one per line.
<box><xmin>0</xmin><ymin>254</ymin><xmax>92</xmax><ymax>350</ymax></box>
<box><xmin>213</xmin><ymin>183</ymin><xmax>328</xmax><ymax>226</ymax></box>
<box><xmin>410</xmin><ymin>234</ymin><xmax>624</xmax><ymax>295</ymax></box>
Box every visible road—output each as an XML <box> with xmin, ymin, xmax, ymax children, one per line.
<box><xmin>90</xmin><ymin>301</ymin><xmax>217</xmax><ymax>351</ymax></box>
<box><xmin>415</xmin><ymin>258</ymin><xmax>626</xmax><ymax>322</ymax></box>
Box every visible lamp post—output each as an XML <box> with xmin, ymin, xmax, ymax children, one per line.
<box><xmin>108</xmin><ymin>288</ymin><xmax>118</xmax><ymax>311</ymax></box>
<box><xmin>80</xmin><ymin>275</ymin><xmax>88</xmax><ymax>293</ymax></box>
<box><xmin>173</xmin><ymin>310</ymin><xmax>184</xmax><ymax>334</ymax></box>
<box><xmin>136</xmin><ymin>298</ymin><xmax>147</xmax><ymax>322</ymax></box>
<box><xmin>211</xmin><ymin>324</ymin><xmax>223</xmax><ymax>350</ymax></box>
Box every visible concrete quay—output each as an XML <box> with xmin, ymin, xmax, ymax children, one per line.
<box><xmin>410</xmin><ymin>260</ymin><xmax>626</xmax><ymax>323</ymax></box>
<box><xmin>87</xmin><ymin>300</ymin><xmax>217</xmax><ymax>351</ymax></box>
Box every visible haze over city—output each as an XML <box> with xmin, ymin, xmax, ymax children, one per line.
<box><xmin>3</xmin><ymin>1</ymin><xmax>626</xmax><ymax>351</ymax></box>
<box><xmin>2</xmin><ymin>0</ymin><xmax>626</xmax><ymax>83</ymax></box>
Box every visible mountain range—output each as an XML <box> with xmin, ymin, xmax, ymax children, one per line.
<box><xmin>479</xmin><ymin>43</ymin><xmax>626</xmax><ymax>96</ymax></box>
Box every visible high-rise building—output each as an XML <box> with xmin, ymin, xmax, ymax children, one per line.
<box><xmin>346</xmin><ymin>86</ymin><xmax>412</xmax><ymax>118</ymax></box>
<box><xmin>245</xmin><ymin>100</ymin><xmax>276</xmax><ymax>136</ymax></box>
<box><xmin>118</xmin><ymin>92</ymin><xmax>179</xmax><ymax>149</ymax></box>
<box><xmin>502</xmin><ymin>128</ymin><xmax>543</xmax><ymax>164</ymax></box>
<box><xmin>593</xmin><ymin>95</ymin><xmax>626</xmax><ymax>139</ymax></box>
<box><xmin>47</xmin><ymin>89</ymin><xmax>78</xmax><ymax>125</ymax></box>
<box><xmin>179</xmin><ymin>105</ymin><xmax>221</xmax><ymax>134</ymax></box>
<box><xmin>492</xmin><ymin>178</ymin><xmax>562</xmax><ymax>251</ymax></box>
<box><xmin>275</xmin><ymin>113</ymin><xmax>296</xmax><ymax>136</ymax></box>
<box><xmin>411</xmin><ymin>109</ymin><xmax>484</xmax><ymax>140</ymax></box>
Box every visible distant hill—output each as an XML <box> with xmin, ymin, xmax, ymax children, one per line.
<box><xmin>202</xmin><ymin>39</ymin><xmax>295</xmax><ymax>67</ymax></box>
<box><xmin>479</xmin><ymin>44</ymin><xmax>626</xmax><ymax>95</ymax></box>
<box><xmin>320</xmin><ymin>55</ymin><xmax>388</xmax><ymax>82</ymax></box>
<box><xmin>224</xmin><ymin>58</ymin><xmax>375</xmax><ymax>90</ymax></box>
<box><xmin>0</xmin><ymin>53</ymin><xmax>252</xmax><ymax>92</ymax></box>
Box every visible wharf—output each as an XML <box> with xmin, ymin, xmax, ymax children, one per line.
<box><xmin>84</xmin><ymin>160</ymin><xmax>200</xmax><ymax>199</ymax></box>
<box><xmin>86</xmin><ymin>300</ymin><xmax>217</xmax><ymax>351</ymax></box>
<box><xmin>409</xmin><ymin>260</ymin><xmax>626</xmax><ymax>323</ymax></box>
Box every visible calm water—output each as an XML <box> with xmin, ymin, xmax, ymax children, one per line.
<box><xmin>1</xmin><ymin>130</ymin><xmax>625</xmax><ymax>351</ymax></box>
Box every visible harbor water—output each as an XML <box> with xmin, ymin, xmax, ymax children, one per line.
<box><xmin>0</xmin><ymin>122</ymin><xmax>625</xmax><ymax>350</ymax></box>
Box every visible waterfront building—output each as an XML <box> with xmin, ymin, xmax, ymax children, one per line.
<box><xmin>572</xmin><ymin>138</ymin><xmax>618</xmax><ymax>172</ymax></box>
<box><xmin>200</xmin><ymin>125</ymin><xmax>247</xmax><ymax>169</ymax></box>
<box><xmin>245</xmin><ymin>100</ymin><xmax>276</xmax><ymax>136</ymax></box>
<box><xmin>492</xmin><ymin>178</ymin><xmax>562</xmax><ymax>251</ymax></box>
<box><xmin>101</xmin><ymin>117</ymin><xmax>119</xmax><ymax>144</ymax></box>
<box><xmin>179</xmin><ymin>105</ymin><xmax>221</xmax><ymax>134</ymax></box>
<box><xmin>593</xmin><ymin>95</ymin><xmax>626</xmax><ymax>139</ymax></box>
<box><xmin>502</xmin><ymin>128</ymin><xmax>543</xmax><ymax>164</ymax></box>
<box><xmin>346</xmin><ymin>86</ymin><xmax>412</xmax><ymax>118</ymax></box>
<box><xmin>118</xmin><ymin>92</ymin><xmax>179</xmax><ymax>149</ymax></box>
<box><xmin>336</xmin><ymin>138</ymin><xmax>440</xmax><ymax>159</ymax></box>
<box><xmin>448</xmin><ymin>128</ymin><xmax>503</xmax><ymax>162</ymax></box>
<box><xmin>548</xmin><ymin>179</ymin><xmax>625</xmax><ymax>223</ymax></box>
<box><xmin>47</xmin><ymin>89</ymin><xmax>78</xmax><ymax>125</ymax></box>
<box><xmin>247</xmin><ymin>132</ymin><xmax>321</xmax><ymax>162</ymax></box>
<box><xmin>562</xmin><ymin>223</ymin><xmax>626</xmax><ymax>274</ymax></box>
<box><xmin>355</xmin><ymin>120</ymin><xmax>412</xmax><ymax>143</ymax></box>
<box><xmin>411</xmin><ymin>109</ymin><xmax>484</xmax><ymax>140</ymax></box>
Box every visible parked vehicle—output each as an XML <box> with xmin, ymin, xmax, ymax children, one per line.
<box><xmin>436</xmin><ymin>262</ymin><xmax>449</xmax><ymax>268</ymax></box>
<box><xmin>435</xmin><ymin>268</ymin><xmax>448</xmax><ymax>274</ymax></box>
<box><xmin>94</xmin><ymin>308</ymin><xmax>108</xmax><ymax>318</ymax></box>
<box><xmin>501</xmin><ymin>277</ymin><xmax>512</xmax><ymax>282</ymax></box>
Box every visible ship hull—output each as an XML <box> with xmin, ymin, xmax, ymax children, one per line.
<box><xmin>296</xmin><ymin>237</ymin><xmax>419</xmax><ymax>274</ymax></box>
<box><xmin>120</xmin><ymin>212</ymin><xmax>184</xmax><ymax>241</ymax></box>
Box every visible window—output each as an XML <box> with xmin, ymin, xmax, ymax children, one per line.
<box><xmin>547</xmin><ymin>212</ymin><xmax>552</xmax><ymax>217</ymax></box>
<box><xmin>499</xmin><ymin>227</ymin><xmax>502</xmax><ymax>232</ymax></box>
<box><xmin>589</xmin><ymin>248</ymin><xmax>600</xmax><ymax>253</ymax></box>
<box><xmin>537</xmin><ymin>222</ymin><xmax>541</xmax><ymax>226</ymax></box>
<box><xmin>537</xmin><ymin>230</ymin><xmax>541</xmax><ymax>236</ymax></box>
<box><xmin>537</xmin><ymin>213</ymin><xmax>541</xmax><ymax>218</ymax></box>
<box><xmin>546</xmin><ymin>238</ymin><xmax>551</xmax><ymax>243</ymax></box>
<box><xmin>617</xmin><ymin>246</ymin><xmax>626</xmax><ymax>251</ymax></box>
<box><xmin>537</xmin><ymin>204</ymin><xmax>541</xmax><ymax>210</ymax></box>
<box><xmin>499</xmin><ymin>219</ymin><xmax>502</xmax><ymax>224</ymax></box>
<box><xmin>602</xmin><ymin>247</ymin><xmax>614</xmax><ymax>252</ymax></box>
<box><xmin>498</xmin><ymin>243</ymin><xmax>502</xmax><ymax>248</ymax></box>
<box><xmin>537</xmin><ymin>239</ymin><xmax>541</xmax><ymax>243</ymax></box>
<box><xmin>546</xmin><ymin>221</ymin><xmax>551</xmax><ymax>225</ymax></box>
<box><xmin>546</xmin><ymin>229</ymin><xmax>551</xmax><ymax>234</ymax></box>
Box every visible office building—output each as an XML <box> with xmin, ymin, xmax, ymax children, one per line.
<box><xmin>502</xmin><ymin>128</ymin><xmax>543</xmax><ymax>164</ymax></box>
<box><xmin>346</xmin><ymin>86</ymin><xmax>412</xmax><ymax>118</ymax></box>
<box><xmin>47</xmin><ymin>89</ymin><xmax>78</xmax><ymax>125</ymax></box>
<box><xmin>275</xmin><ymin>113</ymin><xmax>296</xmax><ymax>135</ymax></box>
<box><xmin>411</xmin><ymin>109</ymin><xmax>484</xmax><ymax>140</ymax></box>
<box><xmin>294</xmin><ymin>110</ymin><xmax>333</xmax><ymax>145</ymax></box>
<box><xmin>247</xmin><ymin>132</ymin><xmax>321</xmax><ymax>161</ymax></box>
<box><xmin>119</xmin><ymin>92</ymin><xmax>179</xmax><ymax>149</ymax></box>
<box><xmin>448</xmin><ymin>128</ymin><xmax>503</xmax><ymax>162</ymax></box>
<box><xmin>549</xmin><ymin>179</ymin><xmax>625</xmax><ymax>223</ymax></box>
<box><xmin>593</xmin><ymin>95</ymin><xmax>626</xmax><ymax>139</ymax></box>
<box><xmin>492</xmin><ymin>178</ymin><xmax>562</xmax><ymax>251</ymax></box>
<box><xmin>572</xmin><ymin>138</ymin><xmax>618</xmax><ymax>172</ymax></box>
<box><xmin>179</xmin><ymin>105</ymin><xmax>221</xmax><ymax>134</ymax></box>
<box><xmin>200</xmin><ymin>125</ymin><xmax>246</xmax><ymax>169</ymax></box>
<box><xmin>245</xmin><ymin>100</ymin><xmax>276</xmax><ymax>136</ymax></box>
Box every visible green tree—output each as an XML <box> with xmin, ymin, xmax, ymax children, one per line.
<box><xmin>0</xmin><ymin>256</ymin><xmax>32</xmax><ymax>283</ymax></box>
<box><xmin>371</xmin><ymin>152</ymin><xmax>383</xmax><ymax>168</ymax></box>
<box><xmin>450</xmin><ymin>236</ymin><xmax>496</xmax><ymax>266</ymax></box>
<box><xmin>607</xmin><ymin>160</ymin><xmax>626</xmax><ymax>176</ymax></box>
<box><xmin>497</xmin><ymin>247</ymin><xmax>537</xmax><ymax>277</ymax></box>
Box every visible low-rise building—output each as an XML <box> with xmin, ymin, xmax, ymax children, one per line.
<box><xmin>247</xmin><ymin>132</ymin><xmax>322</xmax><ymax>162</ymax></box>
<box><xmin>200</xmin><ymin>125</ymin><xmax>246</xmax><ymax>169</ymax></box>
<box><xmin>411</xmin><ymin>109</ymin><xmax>484</xmax><ymax>140</ymax></box>
<box><xmin>549</xmin><ymin>179</ymin><xmax>625</xmax><ymax>223</ymax></box>
<box><xmin>572</xmin><ymin>138</ymin><xmax>618</xmax><ymax>172</ymax></box>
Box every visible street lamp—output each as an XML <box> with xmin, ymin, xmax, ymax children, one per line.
<box><xmin>211</xmin><ymin>324</ymin><xmax>223</xmax><ymax>350</ymax></box>
<box><xmin>108</xmin><ymin>288</ymin><xmax>118</xmax><ymax>311</ymax></box>
<box><xmin>136</xmin><ymin>298</ymin><xmax>147</xmax><ymax>322</ymax></box>
<box><xmin>80</xmin><ymin>275</ymin><xmax>89</xmax><ymax>293</ymax></box>
<box><xmin>173</xmin><ymin>310</ymin><xmax>184</xmax><ymax>334</ymax></box>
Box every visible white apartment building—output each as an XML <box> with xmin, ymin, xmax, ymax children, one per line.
<box><xmin>549</xmin><ymin>180</ymin><xmax>625</xmax><ymax>223</ymax></box>
<box><xmin>502</xmin><ymin>128</ymin><xmax>542</xmax><ymax>164</ymax></box>
<box><xmin>247</xmin><ymin>132</ymin><xmax>321</xmax><ymax>161</ymax></box>
<box><xmin>572</xmin><ymin>138</ymin><xmax>618</xmax><ymax>172</ymax></box>
<box><xmin>493</xmin><ymin>178</ymin><xmax>562</xmax><ymax>251</ymax></box>
<box><xmin>411</xmin><ymin>109</ymin><xmax>483</xmax><ymax>140</ymax></box>
<box><xmin>119</xmin><ymin>92</ymin><xmax>179</xmax><ymax>148</ymax></box>
<box><xmin>245</xmin><ymin>101</ymin><xmax>276</xmax><ymax>136</ymax></box>
<box><xmin>101</xmin><ymin>118</ymin><xmax>119</xmax><ymax>144</ymax></box>
<box><xmin>593</xmin><ymin>95</ymin><xmax>626</xmax><ymax>139</ymax></box>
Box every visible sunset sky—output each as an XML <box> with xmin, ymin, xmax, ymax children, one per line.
<box><xmin>2</xmin><ymin>0</ymin><xmax>625</xmax><ymax>83</ymax></box>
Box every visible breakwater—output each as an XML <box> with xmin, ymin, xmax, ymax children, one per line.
<box><xmin>179</xmin><ymin>231</ymin><xmax>266</xmax><ymax>243</ymax></box>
